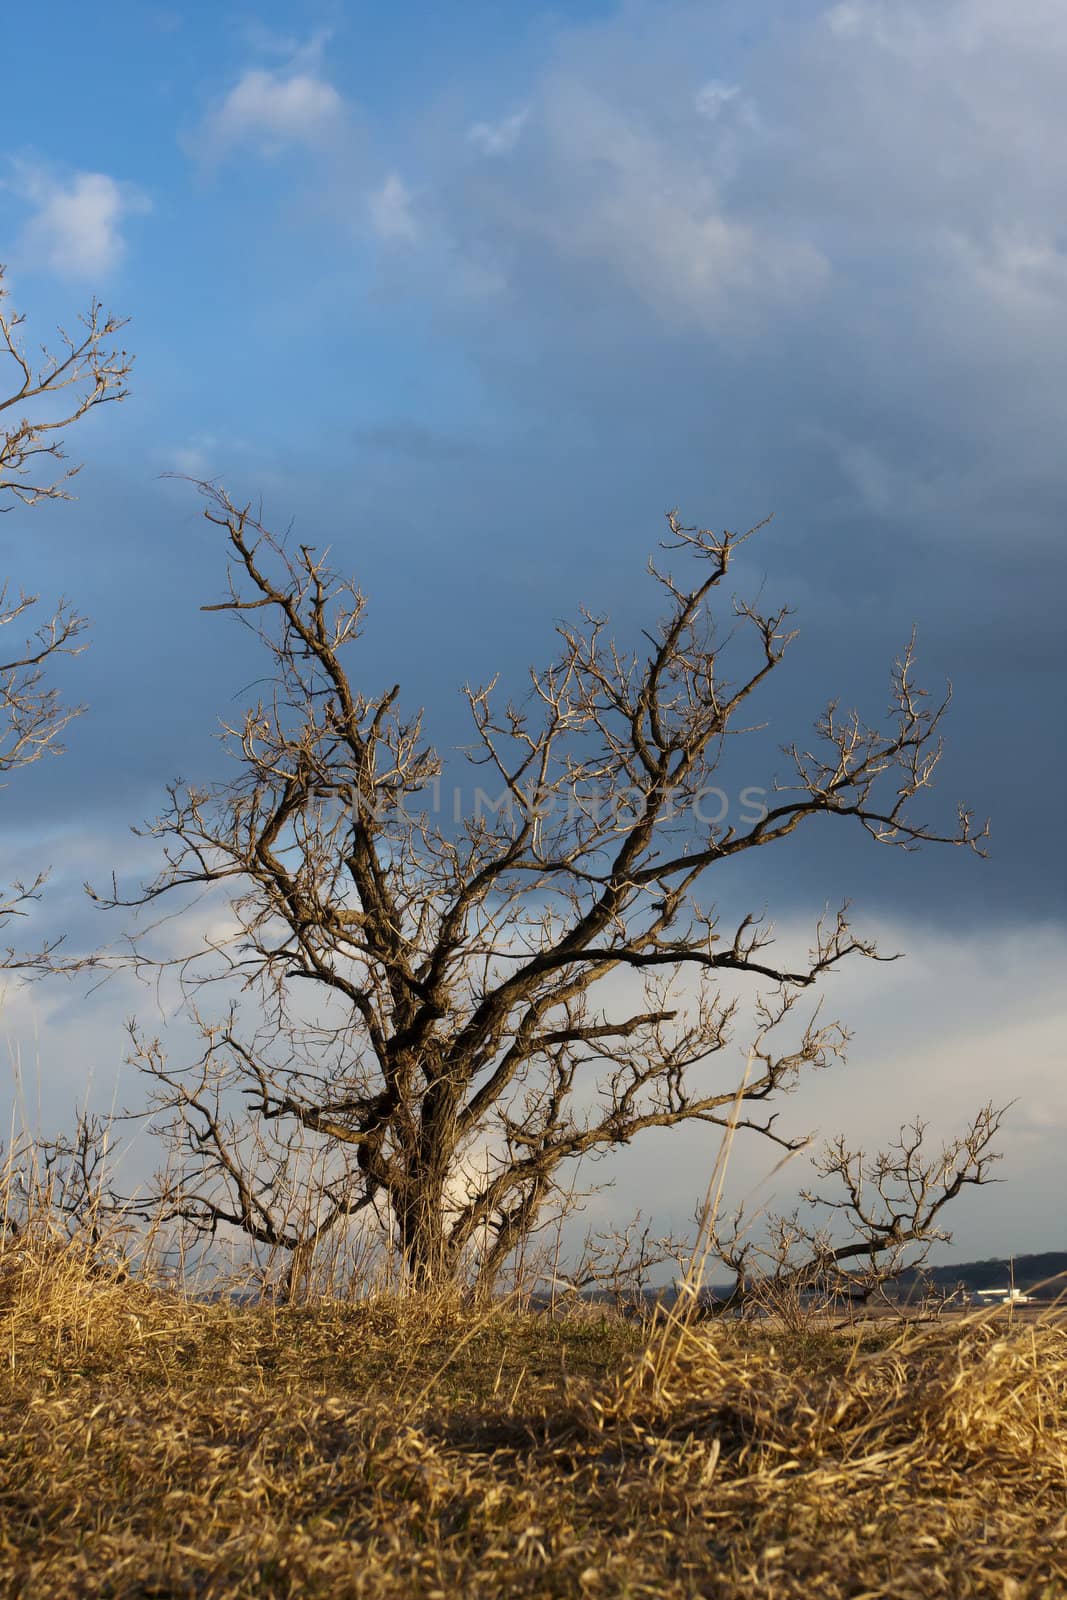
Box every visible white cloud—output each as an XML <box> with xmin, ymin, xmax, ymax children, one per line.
<box><xmin>14</xmin><ymin>167</ymin><xmax>149</xmax><ymax>279</ymax></box>
<box><xmin>168</xmin><ymin>437</ymin><xmax>218</xmax><ymax>478</ymax></box>
<box><xmin>435</xmin><ymin>2</ymin><xmax>1067</xmax><ymax>344</ymax></box>
<box><xmin>467</xmin><ymin>109</ymin><xmax>528</xmax><ymax>156</ymax></box>
<box><xmin>158</xmin><ymin>432</ymin><xmax>263</xmax><ymax>483</ymax></box>
<box><xmin>198</xmin><ymin>66</ymin><xmax>346</xmax><ymax>158</ymax></box>
<box><xmin>238</xmin><ymin>21</ymin><xmax>333</xmax><ymax>66</ymax></box>
<box><xmin>799</xmin><ymin>423</ymin><xmax>947</xmax><ymax>522</ymax></box>
<box><xmin>490</xmin><ymin>79</ymin><xmax>827</xmax><ymax>330</ymax></box>
<box><xmin>378</xmin><ymin>0</ymin><xmax>1067</xmax><ymax>493</ymax></box>
<box><xmin>941</xmin><ymin>226</ymin><xmax>1067</xmax><ymax>324</ymax></box>
<box><xmin>694</xmin><ymin>79</ymin><xmax>741</xmax><ymax>120</ymax></box>
<box><xmin>824</xmin><ymin>3</ymin><xmax>864</xmax><ymax>38</ymax></box>
<box><xmin>368</xmin><ymin>174</ymin><xmax>417</xmax><ymax>243</ymax></box>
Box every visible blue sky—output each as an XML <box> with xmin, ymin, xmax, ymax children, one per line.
<box><xmin>1</xmin><ymin>0</ymin><xmax>1064</xmax><ymax>1261</ymax></box>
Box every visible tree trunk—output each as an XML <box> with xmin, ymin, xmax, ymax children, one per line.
<box><xmin>396</xmin><ymin>1183</ymin><xmax>452</xmax><ymax>1289</ymax></box>
<box><xmin>280</xmin><ymin>1236</ymin><xmax>316</xmax><ymax>1304</ymax></box>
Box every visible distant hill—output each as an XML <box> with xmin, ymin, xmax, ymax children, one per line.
<box><xmin>562</xmin><ymin>1251</ymin><xmax>1067</xmax><ymax>1310</ymax></box>
<box><xmin>693</xmin><ymin>1251</ymin><xmax>1067</xmax><ymax>1304</ymax></box>
<box><xmin>893</xmin><ymin>1252</ymin><xmax>1067</xmax><ymax>1299</ymax></box>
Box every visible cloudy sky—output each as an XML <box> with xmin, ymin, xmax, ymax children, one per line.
<box><xmin>1</xmin><ymin>0</ymin><xmax>1064</xmax><ymax>1265</ymax></box>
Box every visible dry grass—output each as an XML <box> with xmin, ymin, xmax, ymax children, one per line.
<box><xmin>1</xmin><ymin>1227</ymin><xmax>1064</xmax><ymax>1599</ymax></box>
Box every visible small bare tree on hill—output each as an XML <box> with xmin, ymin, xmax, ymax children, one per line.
<box><xmin>99</xmin><ymin>484</ymin><xmax>990</xmax><ymax>1292</ymax></box>
<box><xmin>708</xmin><ymin>1103</ymin><xmax>1005</xmax><ymax>1319</ymax></box>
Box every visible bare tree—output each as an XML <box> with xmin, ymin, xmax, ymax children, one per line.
<box><xmin>709</xmin><ymin>1103</ymin><xmax>1005</xmax><ymax>1318</ymax></box>
<box><xmin>96</xmin><ymin>484</ymin><xmax>987</xmax><ymax>1292</ymax></box>
<box><xmin>1</xmin><ymin>267</ymin><xmax>132</xmax><ymax>511</ymax></box>
<box><xmin>130</xmin><ymin>1019</ymin><xmax>380</xmax><ymax>1302</ymax></box>
<box><xmin>550</xmin><ymin>1212</ymin><xmax>689</xmax><ymax>1318</ymax></box>
<box><xmin>0</xmin><ymin>265</ymin><xmax>132</xmax><ymax>959</ymax></box>
<box><xmin>4</xmin><ymin>1111</ymin><xmax>123</xmax><ymax>1248</ymax></box>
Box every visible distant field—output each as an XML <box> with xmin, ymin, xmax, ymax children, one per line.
<box><xmin>1</xmin><ymin>1242</ymin><xmax>1065</xmax><ymax>1598</ymax></box>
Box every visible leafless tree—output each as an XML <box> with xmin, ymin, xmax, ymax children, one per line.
<box><xmin>0</xmin><ymin>265</ymin><xmax>132</xmax><ymax>960</ymax></box>
<box><xmin>709</xmin><ymin>1103</ymin><xmax>1005</xmax><ymax>1318</ymax></box>
<box><xmin>550</xmin><ymin>1212</ymin><xmax>689</xmax><ymax>1317</ymax></box>
<box><xmin>1</xmin><ymin>266</ymin><xmax>132</xmax><ymax>511</ymax></box>
<box><xmin>6</xmin><ymin>1112</ymin><xmax>120</xmax><ymax>1244</ymax></box>
<box><xmin>95</xmin><ymin>483</ymin><xmax>988</xmax><ymax>1292</ymax></box>
<box><xmin>130</xmin><ymin>1019</ymin><xmax>381</xmax><ymax>1302</ymax></box>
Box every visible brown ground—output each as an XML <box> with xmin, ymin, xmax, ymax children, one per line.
<box><xmin>1</xmin><ymin>1243</ymin><xmax>1064</xmax><ymax>1598</ymax></box>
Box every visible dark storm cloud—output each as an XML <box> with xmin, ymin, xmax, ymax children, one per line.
<box><xmin>5</xmin><ymin>0</ymin><xmax>1065</xmax><ymax>936</ymax></box>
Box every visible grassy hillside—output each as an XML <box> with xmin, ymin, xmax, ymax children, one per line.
<box><xmin>1</xmin><ymin>1235</ymin><xmax>1064</xmax><ymax>1598</ymax></box>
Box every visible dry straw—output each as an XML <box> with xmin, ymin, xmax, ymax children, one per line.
<box><xmin>1</xmin><ymin>1124</ymin><xmax>1064</xmax><ymax>1598</ymax></box>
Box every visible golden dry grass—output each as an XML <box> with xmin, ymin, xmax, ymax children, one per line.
<box><xmin>1</xmin><ymin>1230</ymin><xmax>1064</xmax><ymax>1598</ymax></box>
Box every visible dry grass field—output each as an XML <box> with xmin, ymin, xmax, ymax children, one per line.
<box><xmin>1</xmin><ymin>1230</ymin><xmax>1064</xmax><ymax>1600</ymax></box>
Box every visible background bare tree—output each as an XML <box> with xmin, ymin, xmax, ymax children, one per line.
<box><xmin>548</xmin><ymin>1211</ymin><xmax>690</xmax><ymax>1317</ymax></box>
<box><xmin>98</xmin><ymin>483</ymin><xmax>988</xmax><ymax>1293</ymax></box>
<box><xmin>2</xmin><ymin>1110</ymin><xmax>127</xmax><ymax>1253</ymax></box>
<box><xmin>0</xmin><ymin>265</ymin><xmax>132</xmax><ymax>958</ymax></box>
<box><xmin>130</xmin><ymin>1020</ymin><xmax>379</xmax><ymax>1302</ymax></box>
<box><xmin>709</xmin><ymin>1103</ymin><xmax>1005</xmax><ymax>1319</ymax></box>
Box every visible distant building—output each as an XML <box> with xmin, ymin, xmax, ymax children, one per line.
<box><xmin>975</xmin><ymin>1287</ymin><xmax>1033</xmax><ymax>1305</ymax></box>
